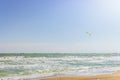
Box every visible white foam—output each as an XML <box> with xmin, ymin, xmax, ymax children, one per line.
<box><xmin>1</xmin><ymin>55</ymin><xmax>120</xmax><ymax>79</ymax></box>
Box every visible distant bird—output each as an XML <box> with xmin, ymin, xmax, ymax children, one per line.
<box><xmin>86</xmin><ymin>32</ymin><xmax>92</xmax><ymax>36</ymax></box>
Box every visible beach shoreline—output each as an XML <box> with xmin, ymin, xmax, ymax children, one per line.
<box><xmin>1</xmin><ymin>70</ymin><xmax>120</xmax><ymax>80</ymax></box>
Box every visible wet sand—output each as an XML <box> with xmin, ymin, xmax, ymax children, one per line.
<box><xmin>45</xmin><ymin>71</ymin><xmax>120</xmax><ymax>80</ymax></box>
<box><xmin>1</xmin><ymin>71</ymin><xmax>120</xmax><ymax>80</ymax></box>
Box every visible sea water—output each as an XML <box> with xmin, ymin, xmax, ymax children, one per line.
<box><xmin>0</xmin><ymin>53</ymin><xmax>120</xmax><ymax>78</ymax></box>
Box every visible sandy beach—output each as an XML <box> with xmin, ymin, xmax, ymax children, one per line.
<box><xmin>45</xmin><ymin>71</ymin><xmax>120</xmax><ymax>80</ymax></box>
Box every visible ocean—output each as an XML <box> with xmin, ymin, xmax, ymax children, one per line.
<box><xmin>0</xmin><ymin>53</ymin><xmax>120</xmax><ymax>78</ymax></box>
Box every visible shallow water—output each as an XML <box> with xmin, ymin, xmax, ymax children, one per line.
<box><xmin>0</xmin><ymin>53</ymin><xmax>120</xmax><ymax>78</ymax></box>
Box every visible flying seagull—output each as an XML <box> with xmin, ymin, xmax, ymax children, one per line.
<box><xmin>86</xmin><ymin>32</ymin><xmax>92</xmax><ymax>36</ymax></box>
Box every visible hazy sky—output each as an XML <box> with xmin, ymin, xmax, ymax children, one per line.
<box><xmin>0</xmin><ymin>0</ymin><xmax>120</xmax><ymax>53</ymax></box>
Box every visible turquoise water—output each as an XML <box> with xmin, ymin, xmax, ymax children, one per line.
<box><xmin>0</xmin><ymin>53</ymin><xmax>120</xmax><ymax>77</ymax></box>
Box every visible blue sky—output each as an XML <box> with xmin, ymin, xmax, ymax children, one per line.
<box><xmin>0</xmin><ymin>0</ymin><xmax>120</xmax><ymax>53</ymax></box>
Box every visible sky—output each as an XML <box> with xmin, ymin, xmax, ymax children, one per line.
<box><xmin>0</xmin><ymin>0</ymin><xmax>120</xmax><ymax>53</ymax></box>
